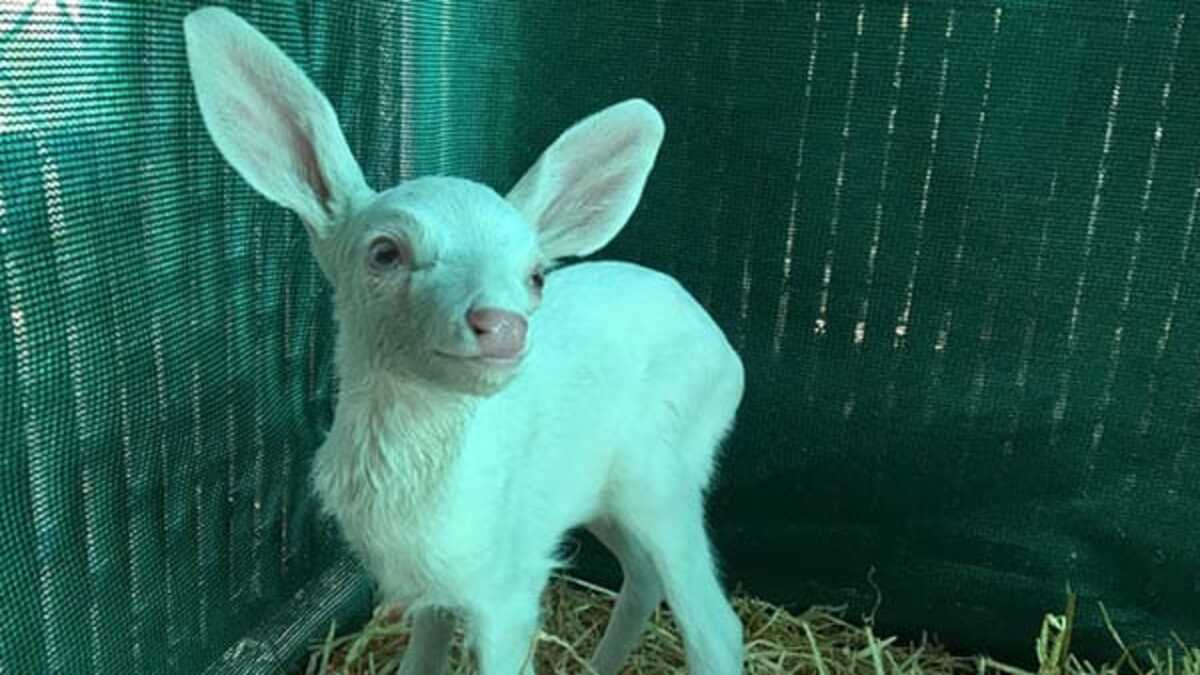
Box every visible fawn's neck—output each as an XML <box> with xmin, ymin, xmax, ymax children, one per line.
<box><xmin>318</xmin><ymin>344</ymin><xmax>478</xmax><ymax>514</ymax></box>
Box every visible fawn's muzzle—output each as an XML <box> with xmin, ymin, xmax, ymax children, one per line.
<box><xmin>467</xmin><ymin>308</ymin><xmax>527</xmax><ymax>360</ymax></box>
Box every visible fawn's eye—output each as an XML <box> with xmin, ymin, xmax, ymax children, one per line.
<box><xmin>529</xmin><ymin>268</ymin><xmax>545</xmax><ymax>292</ymax></box>
<box><xmin>367</xmin><ymin>237</ymin><xmax>408</xmax><ymax>272</ymax></box>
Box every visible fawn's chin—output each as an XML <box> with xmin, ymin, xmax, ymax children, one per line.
<box><xmin>434</xmin><ymin>350</ymin><xmax>525</xmax><ymax>369</ymax></box>
<box><xmin>430</xmin><ymin>350</ymin><xmax>524</xmax><ymax>395</ymax></box>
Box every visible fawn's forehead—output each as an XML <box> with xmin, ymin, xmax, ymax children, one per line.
<box><xmin>355</xmin><ymin>177</ymin><xmax>538</xmax><ymax>256</ymax></box>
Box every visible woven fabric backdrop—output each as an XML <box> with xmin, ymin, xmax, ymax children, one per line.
<box><xmin>1</xmin><ymin>1</ymin><xmax>1197</xmax><ymax>673</ymax></box>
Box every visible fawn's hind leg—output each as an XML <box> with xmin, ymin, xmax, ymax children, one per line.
<box><xmin>621</xmin><ymin>491</ymin><xmax>743</xmax><ymax>675</ymax></box>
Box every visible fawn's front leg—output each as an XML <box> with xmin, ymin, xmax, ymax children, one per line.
<box><xmin>468</xmin><ymin>589</ymin><xmax>543</xmax><ymax>675</ymax></box>
<box><xmin>397</xmin><ymin>607</ymin><xmax>455</xmax><ymax>675</ymax></box>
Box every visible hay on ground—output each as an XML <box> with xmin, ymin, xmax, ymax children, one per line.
<box><xmin>299</xmin><ymin>575</ymin><xmax>1199</xmax><ymax>675</ymax></box>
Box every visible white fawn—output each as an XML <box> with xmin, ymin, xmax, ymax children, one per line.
<box><xmin>184</xmin><ymin>8</ymin><xmax>745</xmax><ymax>674</ymax></box>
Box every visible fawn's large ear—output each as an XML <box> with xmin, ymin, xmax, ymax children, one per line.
<box><xmin>184</xmin><ymin>7</ymin><xmax>370</xmax><ymax>239</ymax></box>
<box><xmin>506</xmin><ymin>99</ymin><xmax>665</xmax><ymax>260</ymax></box>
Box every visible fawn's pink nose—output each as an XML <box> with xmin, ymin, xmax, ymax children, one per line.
<box><xmin>467</xmin><ymin>308</ymin><xmax>527</xmax><ymax>360</ymax></box>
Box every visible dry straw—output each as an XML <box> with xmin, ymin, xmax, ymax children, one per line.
<box><xmin>299</xmin><ymin>575</ymin><xmax>1198</xmax><ymax>675</ymax></box>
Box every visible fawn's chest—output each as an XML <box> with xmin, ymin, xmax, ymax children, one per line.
<box><xmin>310</xmin><ymin>407</ymin><xmax>507</xmax><ymax>608</ymax></box>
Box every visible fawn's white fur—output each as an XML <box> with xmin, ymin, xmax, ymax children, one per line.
<box><xmin>184</xmin><ymin>8</ymin><xmax>745</xmax><ymax>674</ymax></box>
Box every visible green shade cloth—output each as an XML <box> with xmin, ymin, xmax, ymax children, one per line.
<box><xmin>0</xmin><ymin>1</ymin><xmax>1196</xmax><ymax>673</ymax></box>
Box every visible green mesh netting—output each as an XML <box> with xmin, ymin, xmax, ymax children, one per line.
<box><xmin>1</xmin><ymin>1</ymin><xmax>1197</xmax><ymax>673</ymax></box>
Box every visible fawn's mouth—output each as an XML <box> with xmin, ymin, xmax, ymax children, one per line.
<box><xmin>433</xmin><ymin>350</ymin><xmax>525</xmax><ymax>369</ymax></box>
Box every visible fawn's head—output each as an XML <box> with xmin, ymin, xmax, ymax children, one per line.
<box><xmin>184</xmin><ymin>8</ymin><xmax>664</xmax><ymax>395</ymax></box>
